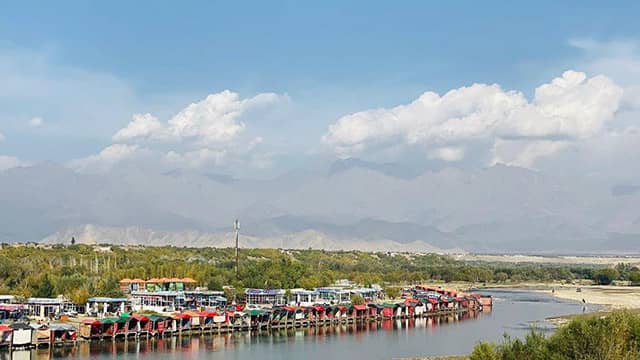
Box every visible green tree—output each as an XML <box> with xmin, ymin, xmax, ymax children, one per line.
<box><xmin>351</xmin><ymin>294</ymin><xmax>365</xmax><ymax>305</ymax></box>
<box><xmin>33</xmin><ymin>274</ymin><xmax>55</xmax><ymax>298</ymax></box>
<box><xmin>627</xmin><ymin>270</ymin><xmax>640</xmax><ymax>285</ymax></box>
<box><xmin>207</xmin><ymin>276</ymin><xmax>223</xmax><ymax>291</ymax></box>
<box><xmin>384</xmin><ymin>286</ymin><xmax>400</xmax><ymax>299</ymax></box>
<box><xmin>494</xmin><ymin>272</ymin><xmax>509</xmax><ymax>283</ymax></box>
<box><xmin>593</xmin><ymin>268</ymin><xmax>619</xmax><ymax>285</ymax></box>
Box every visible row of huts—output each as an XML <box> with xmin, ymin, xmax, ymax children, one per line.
<box><xmin>0</xmin><ymin>284</ymin><xmax>489</xmax><ymax>349</ymax></box>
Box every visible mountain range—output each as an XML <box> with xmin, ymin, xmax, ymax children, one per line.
<box><xmin>2</xmin><ymin>159</ymin><xmax>640</xmax><ymax>253</ymax></box>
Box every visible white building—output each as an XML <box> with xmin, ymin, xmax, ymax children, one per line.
<box><xmin>26</xmin><ymin>298</ymin><xmax>63</xmax><ymax>318</ymax></box>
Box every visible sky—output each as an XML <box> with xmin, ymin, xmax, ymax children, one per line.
<box><xmin>2</xmin><ymin>1</ymin><xmax>640</xmax><ymax>179</ymax></box>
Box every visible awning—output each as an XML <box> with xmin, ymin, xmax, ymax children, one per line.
<box><xmin>353</xmin><ymin>305</ymin><xmax>367</xmax><ymax>311</ymax></box>
<box><xmin>247</xmin><ymin>309</ymin><xmax>265</xmax><ymax>316</ymax></box>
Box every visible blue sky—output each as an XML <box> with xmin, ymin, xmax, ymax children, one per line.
<box><xmin>1</xmin><ymin>1</ymin><xmax>640</xmax><ymax>176</ymax></box>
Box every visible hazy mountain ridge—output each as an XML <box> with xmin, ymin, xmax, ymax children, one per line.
<box><xmin>41</xmin><ymin>224</ymin><xmax>451</xmax><ymax>253</ymax></box>
<box><xmin>2</xmin><ymin>160</ymin><xmax>640</xmax><ymax>252</ymax></box>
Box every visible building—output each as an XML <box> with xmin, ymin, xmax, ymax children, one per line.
<box><xmin>350</xmin><ymin>288</ymin><xmax>381</xmax><ymax>301</ymax></box>
<box><xmin>245</xmin><ymin>289</ymin><xmax>287</xmax><ymax>306</ymax></box>
<box><xmin>86</xmin><ymin>297</ymin><xmax>129</xmax><ymax>316</ymax></box>
<box><xmin>119</xmin><ymin>278</ymin><xmax>146</xmax><ymax>293</ymax></box>
<box><xmin>26</xmin><ymin>298</ymin><xmax>64</xmax><ymax>318</ymax></box>
<box><xmin>144</xmin><ymin>278</ymin><xmax>197</xmax><ymax>292</ymax></box>
<box><xmin>0</xmin><ymin>295</ymin><xmax>15</xmax><ymax>304</ymax></box>
<box><xmin>184</xmin><ymin>290</ymin><xmax>227</xmax><ymax>311</ymax></box>
<box><xmin>130</xmin><ymin>291</ymin><xmax>186</xmax><ymax>313</ymax></box>
<box><xmin>289</xmin><ymin>289</ymin><xmax>318</xmax><ymax>306</ymax></box>
<box><xmin>316</xmin><ymin>288</ymin><xmax>351</xmax><ymax>303</ymax></box>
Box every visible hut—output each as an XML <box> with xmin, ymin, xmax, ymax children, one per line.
<box><xmin>129</xmin><ymin>315</ymin><xmax>150</xmax><ymax>336</ymax></box>
<box><xmin>314</xmin><ymin>305</ymin><xmax>326</xmax><ymax>320</ymax></box>
<box><xmin>80</xmin><ymin>319</ymin><xmax>102</xmax><ymax>339</ymax></box>
<box><xmin>367</xmin><ymin>303</ymin><xmax>381</xmax><ymax>318</ymax></box>
<box><xmin>50</xmin><ymin>324</ymin><xmax>76</xmax><ymax>345</ymax></box>
<box><xmin>30</xmin><ymin>324</ymin><xmax>51</xmax><ymax>347</ymax></box>
<box><xmin>9</xmin><ymin>323</ymin><xmax>33</xmax><ymax>348</ymax></box>
<box><xmin>0</xmin><ymin>325</ymin><xmax>12</xmax><ymax>349</ymax></box>
<box><xmin>381</xmin><ymin>303</ymin><xmax>395</xmax><ymax>318</ymax></box>
<box><xmin>172</xmin><ymin>313</ymin><xmax>192</xmax><ymax>332</ymax></box>
<box><xmin>352</xmin><ymin>304</ymin><xmax>368</xmax><ymax>320</ymax></box>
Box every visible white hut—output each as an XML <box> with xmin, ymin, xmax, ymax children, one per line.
<box><xmin>9</xmin><ymin>323</ymin><xmax>32</xmax><ymax>348</ymax></box>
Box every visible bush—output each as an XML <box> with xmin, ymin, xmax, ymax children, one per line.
<box><xmin>471</xmin><ymin>311</ymin><xmax>640</xmax><ymax>360</ymax></box>
<box><xmin>470</xmin><ymin>342</ymin><xmax>498</xmax><ymax>360</ymax></box>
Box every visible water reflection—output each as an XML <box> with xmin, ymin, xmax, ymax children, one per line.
<box><xmin>1</xmin><ymin>312</ymin><xmax>481</xmax><ymax>360</ymax></box>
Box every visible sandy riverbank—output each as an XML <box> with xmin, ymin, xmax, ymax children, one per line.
<box><xmin>536</xmin><ymin>284</ymin><xmax>640</xmax><ymax>310</ymax></box>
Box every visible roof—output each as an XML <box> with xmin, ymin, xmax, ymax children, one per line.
<box><xmin>0</xmin><ymin>324</ymin><xmax>12</xmax><ymax>332</ymax></box>
<box><xmin>9</xmin><ymin>323</ymin><xmax>32</xmax><ymax>330</ymax></box>
<box><xmin>119</xmin><ymin>278</ymin><xmax>132</xmax><ymax>283</ymax></box>
<box><xmin>352</xmin><ymin>305</ymin><xmax>367</xmax><ymax>311</ymax></box>
<box><xmin>27</xmin><ymin>298</ymin><xmax>62</xmax><ymax>305</ymax></box>
<box><xmin>88</xmin><ymin>297</ymin><xmax>128</xmax><ymax>303</ymax></box>
<box><xmin>50</xmin><ymin>324</ymin><xmax>75</xmax><ymax>331</ymax></box>
<box><xmin>245</xmin><ymin>288</ymin><xmax>285</xmax><ymax>295</ymax></box>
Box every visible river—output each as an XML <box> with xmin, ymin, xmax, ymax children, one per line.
<box><xmin>2</xmin><ymin>289</ymin><xmax>589</xmax><ymax>360</ymax></box>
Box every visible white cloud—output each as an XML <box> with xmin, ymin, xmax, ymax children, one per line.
<box><xmin>113</xmin><ymin>113</ymin><xmax>165</xmax><ymax>142</ymax></box>
<box><xmin>165</xmin><ymin>148</ymin><xmax>228</xmax><ymax>168</ymax></box>
<box><xmin>70</xmin><ymin>144</ymin><xmax>150</xmax><ymax>173</ymax></box>
<box><xmin>428</xmin><ymin>146</ymin><xmax>465</xmax><ymax>162</ymax></box>
<box><xmin>0</xmin><ymin>155</ymin><xmax>27</xmax><ymax>171</ymax></box>
<box><xmin>0</xmin><ymin>131</ymin><xmax>4</xmax><ymax>142</ymax></box>
<box><xmin>491</xmin><ymin>139</ymin><xmax>570</xmax><ymax>168</ymax></box>
<box><xmin>28</xmin><ymin>117</ymin><xmax>44</xmax><ymax>128</ymax></box>
<box><xmin>323</xmin><ymin>70</ymin><xmax>623</xmax><ymax>167</ymax></box>
<box><xmin>73</xmin><ymin>91</ymin><xmax>284</xmax><ymax>173</ymax></box>
<box><xmin>114</xmin><ymin>90</ymin><xmax>282</xmax><ymax>146</ymax></box>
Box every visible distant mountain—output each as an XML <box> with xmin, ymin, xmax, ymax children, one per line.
<box><xmin>41</xmin><ymin>224</ymin><xmax>451</xmax><ymax>253</ymax></box>
<box><xmin>2</xmin><ymin>160</ymin><xmax>640</xmax><ymax>253</ymax></box>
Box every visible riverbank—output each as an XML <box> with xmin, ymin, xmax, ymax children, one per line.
<box><xmin>537</xmin><ymin>284</ymin><xmax>640</xmax><ymax>310</ymax></box>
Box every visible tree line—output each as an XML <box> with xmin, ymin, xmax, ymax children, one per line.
<box><xmin>0</xmin><ymin>244</ymin><xmax>629</xmax><ymax>304</ymax></box>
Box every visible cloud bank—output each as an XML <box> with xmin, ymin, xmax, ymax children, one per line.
<box><xmin>323</xmin><ymin>71</ymin><xmax>623</xmax><ymax>168</ymax></box>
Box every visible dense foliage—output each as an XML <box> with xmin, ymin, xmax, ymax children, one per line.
<box><xmin>470</xmin><ymin>311</ymin><xmax>640</xmax><ymax>360</ymax></box>
<box><xmin>0</xmin><ymin>243</ymin><xmax>617</xmax><ymax>303</ymax></box>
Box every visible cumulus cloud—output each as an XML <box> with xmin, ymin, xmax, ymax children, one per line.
<box><xmin>73</xmin><ymin>90</ymin><xmax>284</xmax><ymax>173</ymax></box>
<box><xmin>323</xmin><ymin>71</ymin><xmax>623</xmax><ymax>167</ymax></box>
<box><xmin>114</xmin><ymin>90</ymin><xmax>282</xmax><ymax>146</ymax></box>
<box><xmin>28</xmin><ymin>117</ymin><xmax>44</xmax><ymax>127</ymax></box>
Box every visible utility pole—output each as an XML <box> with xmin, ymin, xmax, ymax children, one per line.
<box><xmin>234</xmin><ymin>219</ymin><xmax>240</xmax><ymax>278</ymax></box>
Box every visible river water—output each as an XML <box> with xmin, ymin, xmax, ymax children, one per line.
<box><xmin>3</xmin><ymin>289</ymin><xmax>589</xmax><ymax>360</ymax></box>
